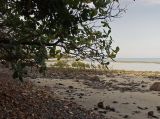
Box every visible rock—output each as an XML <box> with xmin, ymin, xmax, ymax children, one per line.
<box><xmin>112</xmin><ymin>101</ymin><xmax>118</xmax><ymax>104</ymax></box>
<box><xmin>132</xmin><ymin>110</ymin><xmax>140</xmax><ymax>114</ymax></box>
<box><xmin>98</xmin><ymin>110</ymin><xmax>107</xmax><ymax>114</ymax></box>
<box><xmin>137</xmin><ymin>106</ymin><xmax>148</xmax><ymax>110</ymax></box>
<box><xmin>68</xmin><ymin>86</ymin><xmax>74</xmax><ymax>89</ymax></box>
<box><xmin>89</xmin><ymin>76</ymin><xmax>100</xmax><ymax>82</ymax></box>
<box><xmin>58</xmin><ymin>83</ymin><xmax>63</xmax><ymax>85</ymax></box>
<box><xmin>78</xmin><ymin>93</ymin><xmax>84</xmax><ymax>96</ymax></box>
<box><xmin>97</xmin><ymin>102</ymin><xmax>104</xmax><ymax>109</ymax></box>
<box><xmin>94</xmin><ymin>107</ymin><xmax>98</xmax><ymax>110</ymax></box>
<box><xmin>66</xmin><ymin>90</ymin><xmax>72</xmax><ymax>93</ymax></box>
<box><xmin>123</xmin><ymin>115</ymin><xmax>129</xmax><ymax>118</ymax></box>
<box><xmin>141</xmin><ymin>85</ymin><xmax>146</xmax><ymax>88</ymax></box>
<box><xmin>70</xmin><ymin>97</ymin><xmax>75</xmax><ymax>100</ymax></box>
<box><xmin>150</xmin><ymin>82</ymin><xmax>160</xmax><ymax>91</ymax></box>
<box><xmin>147</xmin><ymin>111</ymin><xmax>158</xmax><ymax>118</ymax></box>
<box><xmin>122</xmin><ymin>102</ymin><xmax>129</xmax><ymax>105</ymax></box>
<box><xmin>148</xmin><ymin>111</ymin><xmax>154</xmax><ymax>117</ymax></box>
<box><xmin>105</xmin><ymin>105</ymin><xmax>115</xmax><ymax>112</ymax></box>
<box><xmin>156</xmin><ymin>106</ymin><xmax>160</xmax><ymax>111</ymax></box>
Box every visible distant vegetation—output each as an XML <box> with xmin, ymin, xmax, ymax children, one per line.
<box><xmin>49</xmin><ymin>60</ymin><xmax>110</xmax><ymax>70</ymax></box>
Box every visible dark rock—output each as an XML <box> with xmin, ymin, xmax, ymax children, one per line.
<box><xmin>112</xmin><ymin>101</ymin><xmax>118</xmax><ymax>104</ymax></box>
<box><xmin>78</xmin><ymin>93</ymin><xmax>84</xmax><ymax>96</ymax></box>
<box><xmin>94</xmin><ymin>107</ymin><xmax>98</xmax><ymax>110</ymax></box>
<box><xmin>89</xmin><ymin>76</ymin><xmax>100</xmax><ymax>82</ymax></box>
<box><xmin>70</xmin><ymin>97</ymin><xmax>75</xmax><ymax>100</ymax></box>
<box><xmin>122</xmin><ymin>102</ymin><xmax>129</xmax><ymax>105</ymax></box>
<box><xmin>147</xmin><ymin>111</ymin><xmax>158</xmax><ymax>118</ymax></box>
<box><xmin>141</xmin><ymin>85</ymin><xmax>146</xmax><ymax>88</ymax></box>
<box><xmin>137</xmin><ymin>106</ymin><xmax>148</xmax><ymax>110</ymax></box>
<box><xmin>58</xmin><ymin>83</ymin><xmax>63</xmax><ymax>85</ymax></box>
<box><xmin>98</xmin><ymin>110</ymin><xmax>107</xmax><ymax>114</ymax></box>
<box><xmin>123</xmin><ymin>115</ymin><xmax>129</xmax><ymax>118</ymax></box>
<box><xmin>68</xmin><ymin>86</ymin><xmax>74</xmax><ymax>89</ymax></box>
<box><xmin>156</xmin><ymin>106</ymin><xmax>160</xmax><ymax>111</ymax></box>
<box><xmin>97</xmin><ymin>102</ymin><xmax>104</xmax><ymax>109</ymax></box>
<box><xmin>66</xmin><ymin>90</ymin><xmax>72</xmax><ymax>93</ymax></box>
<box><xmin>105</xmin><ymin>105</ymin><xmax>115</xmax><ymax>112</ymax></box>
<box><xmin>148</xmin><ymin>111</ymin><xmax>154</xmax><ymax>117</ymax></box>
<box><xmin>132</xmin><ymin>110</ymin><xmax>140</xmax><ymax>114</ymax></box>
<box><xmin>150</xmin><ymin>82</ymin><xmax>160</xmax><ymax>91</ymax></box>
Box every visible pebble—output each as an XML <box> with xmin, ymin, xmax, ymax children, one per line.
<box><xmin>97</xmin><ymin>102</ymin><xmax>104</xmax><ymax>109</ymax></box>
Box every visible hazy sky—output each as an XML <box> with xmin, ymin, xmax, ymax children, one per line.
<box><xmin>110</xmin><ymin>0</ymin><xmax>160</xmax><ymax>58</ymax></box>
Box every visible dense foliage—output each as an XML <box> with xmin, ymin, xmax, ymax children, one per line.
<box><xmin>0</xmin><ymin>0</ymin><xmax>123</xmax><ymax>80</ymax></box>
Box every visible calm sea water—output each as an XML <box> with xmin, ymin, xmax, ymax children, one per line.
<box><xmin>109</xmin><ymin>58</ymin><xmax>160</xmax><ymax>71</ymax></box>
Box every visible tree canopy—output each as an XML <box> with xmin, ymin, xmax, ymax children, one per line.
<box><xmin>0</xmin><ymin>0</ymin><xmax>123</xmax><ymax>80</ymax></box>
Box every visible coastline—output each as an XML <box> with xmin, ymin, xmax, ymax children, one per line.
<box><xmin>1</xmin><ymin>66</ymin><xmax>160</xmax><ymax>119</ymax></box>
<box><xmin>29</xmin><ymin>67</ymin><xmax>160</xmax><ymax>119</ymax></box>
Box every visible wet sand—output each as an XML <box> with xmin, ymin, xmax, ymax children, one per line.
<box><xmin>28</xmin><ymin>70</ymin><xmax>160</xmax><ymax>119</ymax></box>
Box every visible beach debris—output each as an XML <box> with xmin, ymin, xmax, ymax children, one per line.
<box><xmin>132</xmin><ymin>110</ymin><xmax>141</xmax><ymax>115</ymax></box>
<box><xmin>147</xmin><ymin>111</ymin><xmax>159</xmax><ymax>118</ymax></box>
<box><xmin>105</xmin><ymin>105</ymin><xmax>115</xmax><ymax>112</ymax></box>
<box><xmin>150</xmin><ymin>82</ymin><xmax>160</xmax><ymax>91</ymax></box>
<box><xmin>122</xmin><ymin>102</ymin><xmax>129</xmax><ymax>105</ymax></box>
<box><xmin>137</xmin><ymin>106</ymin><xmax>148</xmax><ymax>110</ymax></box>
<box><xmin>141</xmin><ymin>85</ymin><xmax>146</xmax><ymax>88</ymax></box>
<box><xmin>156</xmin><ymin>106</ymin><xmax>160</xmax><ymax>111</ymax></box>
<box><xmin>94</xmin><ymin>107</ymin><xmax>98</xmax><ymax>110</ymax></box>
<box><xmin>70</xmin><ymin>97</ymin><xmax>75</xmax><ymax>100</ymax></box>
<box><xmin>148</xmin><ymin>111</ymin><xmax>154</xmax><ymax>117</ymax></box>
<box><xmin>123</xmin><ymin>115</ymin><xmax>129</xmax><ymax>118</ymax></box>
<box><xmin>88</xmin><ymin>75</ymin><xmax>100</xmax><ymax>82</ymax></box>
<box><xmin>68</xmin><ymin>86</ymin><xmax>74</xmax><ymax>89</ymax></box>
<box><xmin>58</xmin><ymin>83</ymin><xmax>64</xmax><ymax>85</ymax></box>
<box><xmin>66</xmin><ymin>90</ymin><xmax>72</xmax><ymax>93</ymax></box>
<box><xmin>97</xmin><ymin>102</ymin><xmax>104</xmax><ymax>109</ymax></box>
<box><xmin>112</xmin><ymin>101</ymin><xmax>118</xmax><ymax>104</ymax></box>
<box><xmin>98</xmin><ymin>110</ymin><xmax>107</xmax><ymax>114</ymax></box>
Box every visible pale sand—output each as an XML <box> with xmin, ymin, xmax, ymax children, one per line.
<box><xmin>29</xmin><ymin>74</ymin><xmax>160</xmax><ymax>119</ymax></box>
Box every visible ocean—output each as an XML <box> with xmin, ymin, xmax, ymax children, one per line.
<box><xmin>109</xmin><ymin>58</ymin><xmax>160</xmax><ymax>71</ymax></box>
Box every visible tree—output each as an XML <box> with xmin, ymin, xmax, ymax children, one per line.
<box><xmin>0</xmin><ymin>0</ymin><xmax>123</xmax><ymax>80</ymax></box>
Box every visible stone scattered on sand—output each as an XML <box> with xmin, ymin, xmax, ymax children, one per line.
<box><xmin>137</xmin><ymin>106</ymin><xmax>148</xmax><ymax>110</ymax></box>
<box><xmin>112</xmin><ymin>101</ymin><xmax>118</xmax><ymax>104</ymax></box>
<box><xmin>68</xmin><ymin>86</ymin><xmax>74</xmax><ymax>89</ymax></box>
<box><xmin>105</xmin><ymin>105</ymin><xmax>115</xmax><ymax>112</ymax></box>
<box><xmin>88</xmin><ymin>76</ymin><xmax>100</xmax><ymax>82</ymax></box>
<box><xmin>98</xmin><ymin>110</ymin><xmax>107</xmax><ymax>114</ymax></box>
<box><xmin>156</xmin><ymin>106</ymin><xmax>160</xmax><ymax>111</ymax></box>
<box><xmin>97</xmin><ymin>102</ymin><xmax>104</xmax><ymax>109</ymax></box>
<box><xmin>150</xmin><ymin>82</ymin><xmax>160</xmax><ymax>91</ymax></box>
<box><xmin>141</xmin><ymin>85</ymin><xmax>146</xmax><ymax>88</ymax></box>
<box><xmin>132</xmin><ymin>110</ymin><xmax>141</xmax><ymax>115</ymax></box>
<box><xmin>147</xmin><ymin>111</ymin><xmax>154</xmax><ymax>117</ymax></box>
<box><xmin>58</xmin><ymin>83</ymin><xmax>64</xmax><ymax>85</ymax></box>
<box><xmin>94</xmin><ymin>107</ymin><xmax>98</xmax><ymax>110</ymax></box>
<box><xmin>123</xmin><ymin>115</ymin><xmax>129</xmax><ymax>118</ymax></box>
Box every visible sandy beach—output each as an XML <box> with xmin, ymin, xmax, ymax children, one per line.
<box><xmin>28</xmin><ymin>68</ymin><xmax>160</xmax><ymax>119</ymax></box>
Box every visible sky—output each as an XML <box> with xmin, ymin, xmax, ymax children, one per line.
<box><xmin>110</xmin><ymin>0</ymin><xmax>160</xmax><ymax>58</ymax></box>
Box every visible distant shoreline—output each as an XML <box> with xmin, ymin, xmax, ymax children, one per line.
<box><xmin>113</xmin><ymin>60</ymin><xmax>160</xmax><ymax>64</ymax></box>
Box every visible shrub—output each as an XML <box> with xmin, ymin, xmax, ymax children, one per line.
<box><xmin>53</xmin><ymin>60</ymin><xmax>69</xmax><ymax>68</ymax></box>
<box><xmin>72</xmin><ymin>61</ymin><xmax>90</xmax><ymax>69</ymax></box>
